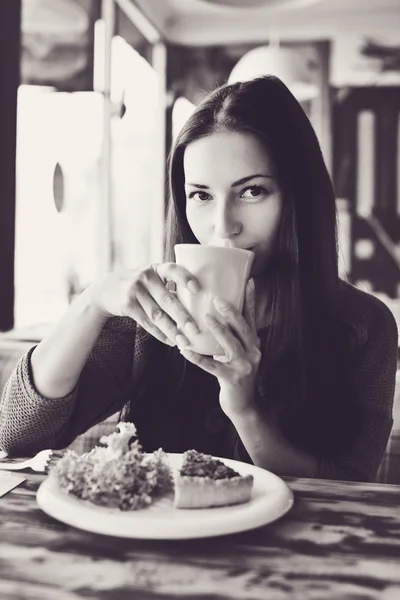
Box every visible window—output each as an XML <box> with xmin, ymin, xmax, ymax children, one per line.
<box><xmin>15</xmin><ymin>23</ymin><xmax>164</xmax><ymax>327</ymax></box>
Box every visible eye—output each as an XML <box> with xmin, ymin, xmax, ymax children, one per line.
<box><xmin>240</xmin><ymin>185</ymin><xmax>267</xmax><ymax>200</ymax></box>
<box><xmin>187</xmin><ymin>191</ymin><xmax>212</xmax><ymax>203</ymax></box>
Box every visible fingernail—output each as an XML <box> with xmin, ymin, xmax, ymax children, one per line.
<box><xmin>184</xmin><ymin>321</ymin><xmax>199</xmax><ymax>336</ymax></box>
<box><xmin>176</xmin><ymin>334</ymin><xmax>190</xmax><ymax>349</ymax></box>
<box><xmin>214</xmin><ymin>355</ymin><xmax>229</xmax><ymax>363</ymax></box>
<box><xmin>214</xmin><ymin>297</ymin><xmax>228</xmax><ymax>310</ymax></box>
<box><xmin>187</xmin><ymin>280</ymin><xmax>199</xmax><ymax>294</ymax></box>
<box><xmin>248</xmin><ymin>278</ymin><xmax>255</xmax><ymax>291</ymax></box>
<box><xmin>205</xmin><ymin>313</ymin><xmax>218</xmax><ymax>326</ymax></box>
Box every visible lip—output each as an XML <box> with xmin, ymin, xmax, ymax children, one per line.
<box><xmin>213</xmin><ymin>244</ymin><xmax>255</xmax><ymax>251</ymax></box>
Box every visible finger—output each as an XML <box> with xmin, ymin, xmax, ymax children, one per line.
<box><xmin>141</xmin><ymin>265</ymin><xmax>201</xmax><ymax>339</ymax></box>
<box><xmin>178</xmin><ymin>347</ymin><xmax>227</xmax><ymax>378</ymax></box>
<box><xmin>134</xmin><ymin>283</ymin><xmax>190</xmax><ymax>347</ymax></box>
<box><xmin>154</xmin><ymin>262</ymin><xmax>200</xmax><ymax>294</ymax></box>
<box><xmin>179</xmin><ymin>332</ymin><xmax>253</xmax><ymax>384</ymax></box>
<box><xmin>213</xmin><ymin>354</ymin><xmax>230</xmax><ymax>363</ymax></box>
<box><xmin>180</xmin><ymin>340</ymin><xmax>252</xmax><ymax>383</ymax></box>
<box><xmin>204</xmin><ymin>313</ymin><xmax>244</xmax><ymax>363</ymax></box>
<box><xmin>124</xmin><ymin>300</ymin><xmax>176</xmax><ymax>347</ymax></box>
<box><xmin>243</xmin><ymin>278</ymin><xmax>257</xmax><ymax>336</ymax></box>
<box><xmin>213</xmin><ymin>296</ymin><xmax>258</xmax><ymax>353</ymax></box>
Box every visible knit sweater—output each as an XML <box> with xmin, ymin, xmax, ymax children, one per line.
<box><xmin>0</xmin><ymin>281</ymin><xmax>398</xmax><ymax>482</ymax></box>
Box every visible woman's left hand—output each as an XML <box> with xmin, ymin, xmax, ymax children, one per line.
<box><xmin>177</xmin><ymin>279</ymin><xmax>262</xmax><ymax>417</ymax></box>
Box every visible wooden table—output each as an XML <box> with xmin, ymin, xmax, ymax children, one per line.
<box><xmin>0</xmin><ymin>471</ymin><xmax>399</xmax><ymax>600</ymax></box>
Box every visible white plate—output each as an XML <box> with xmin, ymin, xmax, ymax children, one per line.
<box><xmin>36</xmin><ymin>453</ymin><xmax>294</xmax><ymax>539</ymax></box>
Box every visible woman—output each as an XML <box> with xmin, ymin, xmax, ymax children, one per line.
<box><xmin>0</xmin><ymin>76</ymin><xmax>397</xmax><ymax>481</ymax></box>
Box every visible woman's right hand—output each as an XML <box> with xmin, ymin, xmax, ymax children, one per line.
<box><xmin>89</xmin><ymin>263</ymin><xmax>200</xmax><ymax>347</ymax></box>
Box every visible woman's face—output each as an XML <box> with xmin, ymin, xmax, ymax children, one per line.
<box><xmin>183</xmin><ymin>131</ymin><xmax>283</xmax><ymax>275</ymax></box>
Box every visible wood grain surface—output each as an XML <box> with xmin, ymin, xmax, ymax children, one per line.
<box><xmin>0</xmin><ymin>467</ymin><xmax>399</xmax><ymax>600</ymax></box>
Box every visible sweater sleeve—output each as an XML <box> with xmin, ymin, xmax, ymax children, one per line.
<box><xmin>316</xmin><ymin>296</ymin><xmax>398</xmax><ymax>482</ymax></box>
<box><xmin>0</xmin><ymin>317</ymin><xmax>144</xmax><ymax>456</ymax></box>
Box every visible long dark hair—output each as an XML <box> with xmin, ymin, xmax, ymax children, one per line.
<box><xmin>165</xmin><ymin>76</ymin><xmax>339</xmax><ymax>368</ymax></box>
<box><xmin>122</xmin><ymin>75</ymin><xmax>341</xmax><ymax>431</ymax></box>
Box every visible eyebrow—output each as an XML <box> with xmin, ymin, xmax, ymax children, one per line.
<box><xmin>185</xmin><ymin>174</ymin><xmax>273</xmax><ymax>189</ymax></box>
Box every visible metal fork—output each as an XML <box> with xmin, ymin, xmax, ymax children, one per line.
<box><xmin>0</xmin><ymin>449</ymin><xmax>53</xmax><ymax>472</ymax></box>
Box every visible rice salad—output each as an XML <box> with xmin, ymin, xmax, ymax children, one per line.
<box><xmin>51</xmin><ymin>423</ymin><xmax>172</xmax><ymax>510</ymax></box>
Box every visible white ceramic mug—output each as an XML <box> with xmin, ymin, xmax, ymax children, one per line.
<box><xmin>174</xmin><ymin>244</ymin><xmax>255</xmax><ymax>355</ymax></box>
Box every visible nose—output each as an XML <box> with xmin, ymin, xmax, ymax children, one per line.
<box><xmin>213</xmin><ymin>200</ymin><xmax>242</xmax><ymax>243</ymax></box>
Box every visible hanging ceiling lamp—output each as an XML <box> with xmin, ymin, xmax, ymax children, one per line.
<box><xmin>228</xmin><ymin>45</ymin><xmax>319</xmax><ymax>102</ymax></box>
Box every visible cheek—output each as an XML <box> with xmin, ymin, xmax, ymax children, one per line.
<box><xmin>186</xmin><ymin>205</ymin><xmax>195</xmax><ymax>231</ymax></box>
<box><xmin>186</xmin><ymin>206</ymin><xmax>207</xmax><ymax>243</ymax></box>
<box><xmin>251</xmin><ymin>201</ymin><xmax>282</xmax><ymax>241</ymax></box>
<box><xmin>268</xmin><ymin>204</ymin><xmax>283</xmax><ymax>243</ymax></box>
<box><xmin>268</xmin><ymin>196</ymin><xmax>283</xmax><ymax>232</ymax></box>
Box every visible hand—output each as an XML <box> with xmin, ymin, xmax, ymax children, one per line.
<box><xmin>89</xmin><ymin>263</ymin><xmax>201</xmax><ymax>347</ymax></box>
<box><xmin>178</xmin><ymin>279</ymin><xmax>262</xmax><ymax>416</ymax></box>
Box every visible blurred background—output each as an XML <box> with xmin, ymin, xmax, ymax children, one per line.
<box><xmin>0</xmin><ymin>0</ymin><xmax>399</xmax><ymax>479</ymax></box>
